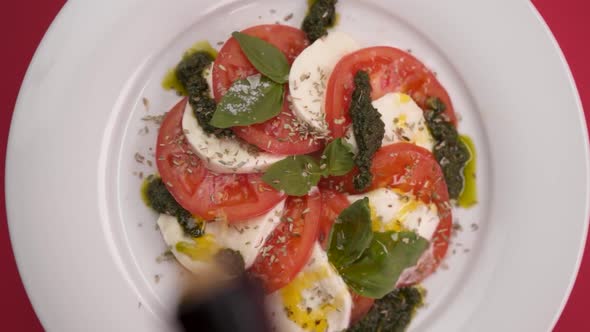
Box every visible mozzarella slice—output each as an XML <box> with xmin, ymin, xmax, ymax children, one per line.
<box><xmin>267</xmin><ymin>243</ymin><xmax>352</xmax><ymax>332</ymax></box>
<box><xmin>345</xmin><ymin>92</ymin><xmax>435</xmax><ymax>152</ymax></box>
<box><xmin>157</xmin><ymin>199</ymin><xmax>286</xmax><ymax>274</ymax></box>
<box><xmin>204</xmin><ymin>200</ymin><xmax>285</xmax><ymax>267</ymax></box>
<box><xmin>182</xmin><ymin>102</ymin><xmax>286</xmax><ymax>174</ymax></box>
<box><xmin>348</xmin><ymin>187</ymin><xmax>440</xmax><ymax>241</ymax></box>
<box><xmin>157</xmin><ymin>214</ymin><xmax>213</xmax><ymax>274</ymax></box>
<box><xmin>289</xmin><ymin>31</ymin><xmax>360</xmax><ymax>135</ymax></box>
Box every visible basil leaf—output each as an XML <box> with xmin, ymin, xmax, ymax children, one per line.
<box><xmin>321</xmin><ymin>138</ymin><xmax>355</xmax><ymax>176</ymax></box>
<box><xmin>339</xmin><ymin>232</ymin><xmax>429</xmax><ymax>299</ymax></box>
<box><xmin>261</xmin><ymin>139</ymin><xmax>354</xmax><ymax>196</ymax></box>
<box><xmin>327</xmin><ymin>198</ymin><xmax>373</xmax><ymax>267</ymax></box>
<box><xmin>210</xmin><ymin>75</ymin><xmax>284</xmax><ymax>128</ymax></box>
<box><xmin>232</xmin><ymin>32</ymin><xmax>290</xmax><ymax>84</ymax></box>
<box><xmin>262</xmin><ymin>155</ymin><xmax>321</xmax><ymax>196</ymax></box>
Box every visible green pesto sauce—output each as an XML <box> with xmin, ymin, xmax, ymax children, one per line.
<box><xmin>306</xmin><ymin>0</ymin><xmax>341</xmax><ymax>23</ymax></box>
<box><xmin>302</xmin><ymin>0</ymin><xmax>338</xmax><ymax>43</ymax></box>
<box><xmin>182</xmin><ymin>40</ymin><xmax>218</xmax><ymax>60</ymax></box>
<box><xmin>424</xmin><ymin>97</ymin><xmax>470</xmax><ymax>200</ymax></box>
<box><xmin>141</xmin><ymin>175</ymin><xmax>204</xmax><ymax>237</ymax></box>
<box><xmin>349</xmin><ymin>71</ymin><xmax>385</xmax><ymax>192</ymax></box>
<box><xmin>162</xmin><ymin>40</ymin><xmax>231</xmax><ymax>137</ymax></box>
<box><xmin>162</xmin><ymin>40</ymin><xmax>218</xmax><ymax>95</ymax></box>
<box><xmin>347</xmin><ymin>287</ymin><xmax>425</xmax><ymax>332</ymax></box>
<box><xmin>458</xmin><ymin>135</ymin><xmax>478</xmax><ymax>208</ymax></box>
<box><xmin>141</xmin><ymin>175</ymin><xmax>184</xmax><ymax>215</ymax></box>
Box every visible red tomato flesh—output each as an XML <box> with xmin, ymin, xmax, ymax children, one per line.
<box><xmin>233</xmin><ymin>96</ymin><xmax>323</xmax><ymax>155</ymax></box>
<box><xmin>212</xmin><ymin>25</ymin><xmax>320</xmax><ymax>155</ymax></box>
<box><xmin>248</xmin><ymin>191</ymin><xmax>321</xmax><ymax>293</ymax></box>
<box><xmin>325</xmin><ymin>46</ymin><xmax>457</xmax><ymax>138</ymax></box>
<box><xmin>319</xmin><ymin>143</ymin><xmax>452</xmax><ymax>283</ymax></box>
<box><xmin>155</xmin><ymin>98</ymin><xmax>284</xmax><ymax>223</ymax></box>
<box><xmin>350</xmin><ymin>293</ymin><xmax>375</xmax><ymax>325</ymax></box>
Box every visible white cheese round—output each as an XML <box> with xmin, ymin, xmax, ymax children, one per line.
<box><xmin>289</xmin><ymin>31</ymin><xmax>360</xmax><ymax>135</ymax></box>
<box><xmin>345</xmin><ymin>92</ymin><xmax>435</xmax><ymax>152</ymax></box>
<box><xmin>182</xmin><ymin>102</ymin><xmax>286</xmax><ymax>174</ymax></box>
<box><xmin>266</xmin><ymin>243</ymin><xmax>352</xmax><ymax>332</ymax></box>
<box><xmin>347</xmin><ymin>187</ymin><xmax>440</xmax><ymax>241</ymax></box>
<box><xmin>157</xmin><ymin>199</ymin><xmax>286</xmax><ymax>273</ymax></box>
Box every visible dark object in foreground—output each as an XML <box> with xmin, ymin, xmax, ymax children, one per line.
<box><xmin>347</xmin><ymin>287</ymin><xmax>424</xmax><ymax>332</ymax></box>
<box><xmin>177</xmin><ymin>276</ymin><xmax>270</xmax><ymax>332</ymax></box>
<box><xmin>214</xmin><ymin>249</ymin><xmax>246</xmax><ymax>277</ymax></box>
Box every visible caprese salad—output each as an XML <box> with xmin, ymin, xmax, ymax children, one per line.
<box><xmin>142</xmin><ymin>0</ymin><xmax>477</xmax><ymax>331</ymax></box>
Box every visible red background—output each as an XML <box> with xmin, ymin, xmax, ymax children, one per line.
<box><xmin>0</xmin><ymin>1</ymin><xmax>588</xmax><ymax>330</ymax></box>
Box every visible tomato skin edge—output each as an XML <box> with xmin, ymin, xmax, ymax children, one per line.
<box><xmin>155</xmin><ymin>98</ymin><xmax>285</xmax><ymax>223</ymax></box>
<box><xmin>324</xmin><ymin>46</ymin><xmax>457</xmax><ymax>138</ymax></box>
<box><xmin>319</xmin><ymin>143</ymin><xmax>453</xmax><ymax>284</ymax></box>
<box><xmin>212</xmin><ymin>24</ymin><xmax>317</xmax><ymax>154</ymax></box>
<box><xmin>247</xmin><ymin>191</ymin><xmax>322</xmax><ymax>293</ymax></box>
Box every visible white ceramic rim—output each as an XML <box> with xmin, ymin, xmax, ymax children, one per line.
<box><xmin>5</xmin><ymin>0</ymin><xmax>589</xmax><ymax>331</ymax></box>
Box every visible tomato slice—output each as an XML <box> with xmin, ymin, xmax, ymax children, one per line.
<box><xmin>325</xmin><ymin>46</ymin><xmax>457</xmax><ymax>138</ymax></box>
<box><xmin>212</xmin><ymin>25</ymin><xmax>308</xmax><ymax>100</ymax></box>
<box><xmin>212</xmin><ymin>25</ymin><xmax>321</xmax><ymax>154</ymax></box>
<box><xmin>248</xmin><ymin>191</ymin><xmax>321</xmax><ymax>293</ymax></box>
<box><xmin>233</xmin><ymin>96</ymin><xmax>323</xmax><ymax>155</ymax></box>
<box><xmin>156</xmin><ymin>98</ymin><xmax>284</xmax><ymax>223</ymax></box>
<box><xmin>321</xmin><ymin>143</ymin><xmax>448</xmax><ymax>200</ymax></box>
<box><xmin>375</xmin><ymin>144</ymin><xmax>452</xmax><ymax>282</ymax></box>
<box><xmin>396</xmin><ymin>211</ymin><xmax>451</xmax><ymax>286</ymax></box>
<box><xmin>431</xmin><ymin>212</ymin><xmax>452</xmax><ymax>267</ymax></box>
<box><xmin>319</xmin><ymin>143</ymin><xmax>452</xmax><ymax>282</ymax></box>
<box><xmin>350</xmin><ymin>293</ymin><xmax>375</xmax><ymax>325</ymax></box>
<box><xmin>155</xmin><ymin>99</ymin><xmax>208</xmax><ymax>198</ymax></box>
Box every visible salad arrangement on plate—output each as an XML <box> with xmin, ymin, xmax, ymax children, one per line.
<box><xmin>142</xmin><ymin>0</ymin><xmax>477</xmax><ymax>330</ymax></box>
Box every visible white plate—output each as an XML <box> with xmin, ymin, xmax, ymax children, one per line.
<box><xmin>6</xmin><ymin>0</ymin><xmax>589</xmax><ymax>331</ymax></box>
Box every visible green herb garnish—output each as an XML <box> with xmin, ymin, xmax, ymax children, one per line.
<box><xmin>262</xmin><ymin>139</ymin><xmax>355</xmax><ymax>196</ymax></box>
<box><xmin>302</xmin><ymin>0</ymin><xmax>338</xmax><ymax>43</ymax></box>
<box><xmin>232</xmin><ymin>32</ymin><xmax>290</xmax><ymax>84</ymax></box>
<box><xmin>162</xmin><ymin>41</ymin><xmax>217</xmax><ymax>96</ymax></box>
<box><xmin>320</xmin><ymin>138</ymin><xmax>355</xmax><ymax>176</ymax></box>
<box><xmin>326</xmin><ymin>198</ymin><xmax>428</xmax><ymax>299</ymax></box>
<box><xmin>340</xmin><ymin>232</ymin><xmax>428</xmax><ymax>298</ymax></box>
<box><xmin>327</xmin><ymin>198</ymin><xmax>374</xmax><ymax>267</ymax></box>
<box><xmin>424</xmin><ymin>97</ymin><xmax>470</xmax><ymax>199</ymax></box>
<box><xmin>175</xmin><ymin>50</ymin><xmax>232</xmax><ymax>137</ymax></box>
<box><xmin>210</xmin><ymin>75</ymin><xmax>284</xmax><ymax>128</ymax></box>
<box><xmin>176</xmin><ymin>51</ymin><xmax>214</xmax><ymax>96</ymax></box>
<box><xmin>349</xmin><ymin>71</ymin><xmax>385</xmax><ymax>192</ymax></box>
<box><xmin>261</xmin><ymin>155</ymin><xmax>321</xmax><ymax>196</ymax></box>
<box><xmin>142</xmin><ymin>176</ymin><xmax>204</xmax><ymax>237</ymax></box>
<box><xmin>347</xmin><ymin>287</ymin><xmax>425</xmax><ymax>332</ymax></box>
